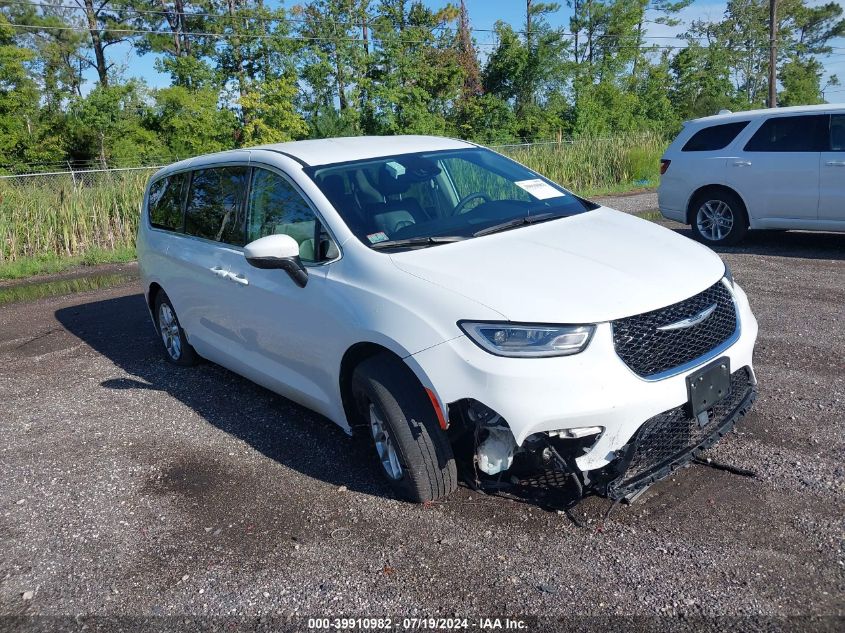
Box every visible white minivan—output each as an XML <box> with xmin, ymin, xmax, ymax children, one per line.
<box><xmin>138</xmin><ymin>136</ymin><xmax>759</xmax><ymax>504</ymax></box>
<box><xmin>659</xmin><ymin>104</ymin><xmax>845</xmax><ymax>245</ymax></box>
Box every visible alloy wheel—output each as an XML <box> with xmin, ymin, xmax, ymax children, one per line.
<box><xmin>696</xmin><ymin>200</ymin><xmax>734</xmax><ymax>242</ymax></box>
<box><xmin>158</xmin><ymin>303</ymin><xmax>182</xmax><ymax>361</ymax></box>
<box><xmin>369</xmin><ymin>403</ymin><xmax>403</xmax><ymax>480</ymax></box>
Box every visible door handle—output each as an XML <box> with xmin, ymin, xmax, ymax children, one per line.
<box><xmin>732</xmin><ymin>160</ymin><xmax>752</xmax><ymax>167</ymax></box>
<box><xmin>825</xmin><ymin>160</ymin><xmax>845</xmax><ymax>166</ymax></box>
<box><xmin>210</xmin><ymin>266</ymin><xmax>229</xmax><ymax>278</ymax></box>
<box><xmin>229</xmin><ymin>273</ymin><xmax>249</xmax><ymax>286</ymax></box>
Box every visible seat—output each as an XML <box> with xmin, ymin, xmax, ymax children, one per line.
<box><xmin>320</xmin><ymin>174</ymin><xmax>356</xmax><ymax>212</ymax></box>
<box><xmin>365</xmin><ymin>164</ymin><xmax>427</xmax><ymax>236</ymax></box>
<box><xmin>271</xmin><ymin>221</ymin><xmax>316</xmax><ymax>259</ymax></box>
<box><xmin>369</xmin><ymin>199</ymin><xmax>424</xmax><ymax>236</ymax></box>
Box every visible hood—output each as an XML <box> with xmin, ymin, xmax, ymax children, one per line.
<box><xmin>388</xmin><ymin>207</ymin><xmax>725</xmax><ymax>323</ymax></box>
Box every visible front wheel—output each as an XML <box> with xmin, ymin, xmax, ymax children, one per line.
<box><xmin>690</xmin><ymin>190</ymin><xmax>748</xmax><ymax>246</ymax></box>
<box><xmin>352</xmin><ymin>354</ymin><xmax>457</xmax><ymax>502</ymax></box>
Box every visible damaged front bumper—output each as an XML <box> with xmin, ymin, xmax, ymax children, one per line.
<box><xmin>450</xmin><ymin>366</ymin><xmax>757</xmax><ymax>504</ymax></box>
<box><xmin>593</xmin><ymin>366</ymin><xmax>757</xmax><ymax>500</ymax></box>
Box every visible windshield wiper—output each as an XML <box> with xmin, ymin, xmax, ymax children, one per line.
<box><xmin>370</xmin><ymin>235</ymin><xmax>466</xmax><ymax>251</ymax></box>
<box><xmin>473</xmin><ymin>212</ymin><xmax>566</xmax><ymax>237</ymax></box>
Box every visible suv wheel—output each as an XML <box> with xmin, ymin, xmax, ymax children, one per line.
<box><xmin>690</xmin><ymin>190</ymin><xmax>748</xmax><ymax>246</ymax></box>
<box><xmin>352</xmin><ymin>353</ymin><xmax>457</xmax><ymax>502</ymax></box>
<box><xmin>154</xmin><ymin>291</ymin><xmax>198</xmax><ymax>366</ymax></box>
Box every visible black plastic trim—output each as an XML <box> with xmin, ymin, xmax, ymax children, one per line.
<box><xmin>265</xmin><ymin>149</ymin><xmax>310</xmax><ymax>168</ymax></box>
<box><xmin>605</xmin><ymin>381</ymin><xmax>757</xmax><ymax>500</ymax></box>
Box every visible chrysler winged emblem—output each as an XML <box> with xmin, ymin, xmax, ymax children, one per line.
<box><xmin>656</xmin><ymin>303</ymin><xmax>717</xmax><ymax>332</ymax></box>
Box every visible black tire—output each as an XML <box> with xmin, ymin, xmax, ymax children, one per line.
<box><xmin>689</xmin><ymin>189</ymin><xmax>749</xmax><ymax>246</ymax></box>
<box><xmin>153</xmin><ymin>290</ymin><xmax>199</xmax><ymax>366</ymax></box>
<box><xmin>352</xmin><ymin>353</ymin><xmax>457</xmax><ymax>503</ymax></box>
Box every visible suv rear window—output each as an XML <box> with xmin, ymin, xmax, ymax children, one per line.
<box><xmin>682</xmin><ymin>122</ymin><xmax>749</xmax><ymax>152</ymax></box>
<box><xmin>744</xmin><ymin>114</ymin><xmax>828</xmax><ymax>152</ymax></box>
<box><xmin>148</xmin><ymin>173</ymin><xmax>187</xmax><ymax>231</ymax></box>
<box><xmin>184</xmin><ymin>167</ymin><xmax>249</xmax><ymax>246</ymax></box>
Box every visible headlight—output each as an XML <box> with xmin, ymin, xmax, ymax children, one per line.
<box><xmin>724</xmin><ymin>262</ymin><xmax>735</xmax><ymax>288</ymax></box>
<box><xmin>458</xmin><ymin>321</ymin><xmax>595</xmax><ymax>358</ymax></box>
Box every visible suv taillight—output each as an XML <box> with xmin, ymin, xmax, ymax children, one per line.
<box><xmin>660</xmin><ymin>159</ymin><xmax>671</xmax><ymax>175</ymax></box>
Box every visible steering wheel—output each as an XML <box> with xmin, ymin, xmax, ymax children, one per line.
<box><xmin>453</xmin><ymin>192</ymin><xmax>492</xmax><ymax>215</ymax></box>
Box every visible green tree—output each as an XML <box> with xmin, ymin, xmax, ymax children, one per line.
<box><xmin>296</xmin><ymin>0</ymin><xmax>372</xmax><ymax>135</ymax></box>
<box><xmin>150</xmin><ymin>85</ymin><xmax>236</xmax><ymax>157</ymax></box>
<box><xmin>66</xmin><ymin>83</ymin><xmax>165</xmax><ymax>167</ymax></box>
<box><xmin>778</xmin><ymin>56</ymin><xmax>825</xmax><ymax>106</ymax></box>
<box><xmin>685</xmin><ymin>0</ymin><xmax>844</xmax><ymax>108</ymax></box>
<box><xmin>74</xmin><ymin>0</ymin><xmax>135</xmax><ymax>87</ymax></box>
<box><xmin>485</xmin><ymin>3</ymin><xmax>566</xmax><ymax>117</ymax></box>
<box><xmin>0</xmin><ymin>13</ymin><xmax>60</xmax><ymax>171</ymax></box>
<box><xmin>669</xmin><ymin>43</ymin><xmax>736</xmax><ymax>119</ymax></box>
<box><xmin>368</xmin><ymin>0</ymin><xmax>461</xmax><ymax>135</ymax></box>
<box><xmin>216</xmin><ymin>1</ymin><xmax>306</xmax><ymax>144</ymax></box>
<box><xmin>132</xmin><ymin>1</ymin><xmax>219</xmax><ymax>89</ymax></box>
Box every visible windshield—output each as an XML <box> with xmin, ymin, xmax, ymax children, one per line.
<box><xmin>306</xmin><ymin>148</ymin><xmax>597</xmax><ymax>249</ymax></box>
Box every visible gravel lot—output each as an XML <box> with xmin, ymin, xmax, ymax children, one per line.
<box><xmin>1</xmin><ymin>200</ymin><xmax>843</xmax><ymax>629</ymax></box>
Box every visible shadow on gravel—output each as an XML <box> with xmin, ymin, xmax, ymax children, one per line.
<box><xmin>671</xmin><ymin>226</ymin><xmax>845</xmax><ymax>261</ymax></box>
<box><xmin>55</xmin><ymin>293</ymin><xmax>393</xmax><ymax>501</ymax></box>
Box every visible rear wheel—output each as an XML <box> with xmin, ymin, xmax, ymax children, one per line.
<box><xmin>154</xmin><ymin>291</ymin><xmax>198</xmax><ymax>366</ymax></box>
<box><xmin>352</xmin><ymin>354</ymin><xmax>457</xmax><ymax>502</ymax></box>
<box><xmin>690</xmin><ymin>190</ymin><xmax>748</xmax><ymax>246</ymax></box>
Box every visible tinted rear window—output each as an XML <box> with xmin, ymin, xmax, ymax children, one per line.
<box><xmin>184</xmin><ymin>167</ymin><xmax>249</xmax><ymax>245</ymax></box>
<box><xmin>744</xmin><ymin>115</ymin><xmax>829</xmax><ymax>152</ymax></box>
<box><xmin>682</xmin><ymin>122</ymin><xmax>749</xmax><ymax>152</ymax></box>
<box><xmin>148</xmin><ymin>173</ymin><xmax>187</xmax><ymax>231</ymax></box>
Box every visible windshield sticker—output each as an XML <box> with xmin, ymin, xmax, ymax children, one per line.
<box><xmin>367</xmin><ymin>231</ymin><xmax>389</xmax><ymax>244</ymax></box>
<box><xmin>514</xmin><ymin>179</ymin><xmax>566</xmax><ymax>200</ymax></box>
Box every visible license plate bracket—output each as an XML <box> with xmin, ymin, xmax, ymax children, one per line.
<box><xmin>686</xmin><ymin>357</ymin><xmax>731</xmax><ymax>420</ymax></box>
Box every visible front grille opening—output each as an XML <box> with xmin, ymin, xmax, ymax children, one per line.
<box><xmin>612</xmin><ymin>281</ymin><xmax>737</xmax><ymax>378</ymax></box>
<box><xmin>618</xmin><ymin>367</ymin><xmax>753</xmax><ymax>488</ymax></box>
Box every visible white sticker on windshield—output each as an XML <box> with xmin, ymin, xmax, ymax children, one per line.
<box><xmin>514</xmin><ymin>178</ymin><xmax>565</xmax><ymax>200</ymax></box>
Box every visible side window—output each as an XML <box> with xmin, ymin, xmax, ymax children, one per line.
<box><xmin>147</xmin><ymin>173</ymin><xmax>187</xmax><ymax>231</ymax></box>
<box><xmin>830</xmin><ymin>114</ymin><xmax>845</xmax><ymax>151</ymax></box>
<box><xmin>744</xmin><ymin>115</ymin><xmax>828</xmax><ymax>152</ymax></box>
<box><xmin>247</xmin><ymin>168</ymin><xmax>326</xmax><ymax>263</ymax></box>
<box><xmin>184</xmin><ymin>166</ymin><xmax>248</xmax><ymax>246</ymax></box>
<box><xmin>682</xmin><ymin>121</ymin><xmax>749</xmax><ymax>152</ymax></box>
<box><xmin>440</xmin><ymin>157</ymin><xmax>532</xmax><ymax>203</ymax></box>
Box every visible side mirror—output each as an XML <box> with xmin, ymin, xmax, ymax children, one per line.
<box><xmin>244</xmin><ymin>234</ymin><xmax>308</xmax><ymax>287</ymax></box>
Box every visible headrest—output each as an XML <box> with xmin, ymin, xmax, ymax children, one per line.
<box><xmin>321</xmin><ymin>174</ymin><xmax>345</xmax><ymax>197</ymax></box>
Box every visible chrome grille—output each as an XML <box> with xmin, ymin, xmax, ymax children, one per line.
<box><xmin>611</xmin><ymin>281</ymin><xmax>737</xmax><ymax>378</ymax></box>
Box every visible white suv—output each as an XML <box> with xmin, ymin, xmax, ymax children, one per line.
<box><xmin>659</xmin><ymin>104</ymin><xmax>845</xmax><ymax>245</ymax></box>
<box><xmin>138</xmin><ymin>135</ymin><xmax>758</xmax><ymax>504</ymax></box>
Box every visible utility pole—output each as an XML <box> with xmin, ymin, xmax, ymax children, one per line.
<box><xmin>769</xmin><ymin>0</ymin><xmax>778</xmax><ymax>108</ymax></box>
<box><xmin>526</xmin><ymin>0</ymin><xmax>533</xmax><ymax>50</ymax></box>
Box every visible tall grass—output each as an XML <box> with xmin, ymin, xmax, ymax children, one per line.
<box><xmin>0</xmin><ymin>135</ymin><xmax>666</xmax><ymax>269</ymax></box>
<box><xmin>499</xmin><ymin>132</ymin><xmax>665</xmax><ymax>194</ymax></box>
<box><xmin>0</xmin><ymin>170</ymin><xmax>149</xmax><ymax>265</ymax></box>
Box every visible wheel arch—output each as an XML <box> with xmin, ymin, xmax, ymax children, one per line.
<box><xmin>686</xmin><ymin>184</ymin><xmax>749</xmax><ymax>227</ymax></box>
<box><xmin>146</xmin><ymin>282</ymin><xmax>163</xmax><ymax>313</ymax></box>
<box><xmin>339</xmin><ymin>342</ymin><xmax>428</xmax><ymax>430</ymax></box>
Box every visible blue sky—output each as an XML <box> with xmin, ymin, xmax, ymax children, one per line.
<box><xmin>96</xmin><ymin>0</ymin><xmax>845</xmax><ymax>101</ymax></box>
